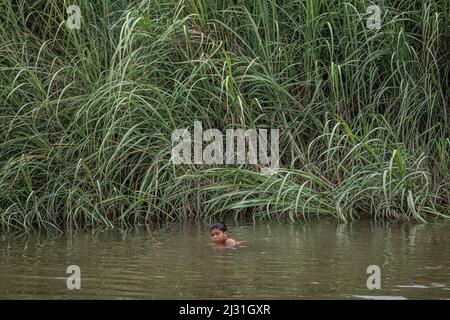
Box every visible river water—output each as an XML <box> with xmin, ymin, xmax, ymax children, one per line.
<box><xmin>1</xmin><ymin>220</ymin><xmax>449</xmax><ymax>299</ymax></box>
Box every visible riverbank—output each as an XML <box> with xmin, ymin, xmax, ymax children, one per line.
<box><xmin>1</xmin><ymin>0</ymin><xmax>449</xmax><ymax>231</ymax></box>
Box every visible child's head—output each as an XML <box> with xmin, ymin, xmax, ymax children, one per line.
<box><xmin>210</xmin><ymin>222</ymin><xmax>230</xmax><ymax>244</ymax></box>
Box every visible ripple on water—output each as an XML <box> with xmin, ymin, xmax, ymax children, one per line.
<box><xmin>354</xmin><ymin>295</ymin><xmax>408</xmax><ymax>300</ymax></box>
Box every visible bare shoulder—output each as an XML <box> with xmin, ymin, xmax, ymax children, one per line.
<box><xmin>225</xmin><ymin>238</ymin><xmax>239</xmax><ymax>247</ymax></box>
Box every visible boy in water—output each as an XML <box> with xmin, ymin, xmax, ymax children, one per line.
<box><xmin>210</xmin><ymin>222</ymin><xmax>241</xmax><ymax>248</ymax></box>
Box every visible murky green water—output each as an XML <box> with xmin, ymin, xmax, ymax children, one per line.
<box><xmin>1</xmin><ymin>220</ymin><xmax>449</xmax><ymax>299</ymax></box>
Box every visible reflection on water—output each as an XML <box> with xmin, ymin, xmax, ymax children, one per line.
<box><xmin>353</xmin><ymin>295</ymin><xmax>407</xmax><ymax>300</ymax></box>
<box><xmin>1</xmin><ymin>220</ymin><xmax>450</xmax><ymax>299</ymax></box>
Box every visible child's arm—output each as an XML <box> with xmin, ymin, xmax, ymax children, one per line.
<box><xmin>225</xmin><ymin>238</ymin><xmax>240</xmax><ymax>247</ymax></box>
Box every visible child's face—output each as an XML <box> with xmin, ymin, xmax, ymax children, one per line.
<box><xmin>210</xmin><ymin>228</ymin><xmax>229</xmax><ymax>244</ymax></box>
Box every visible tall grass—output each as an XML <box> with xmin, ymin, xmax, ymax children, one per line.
<box><xmin>0</xmin><ymin>0</ymin><xmax>449</xmax><ymax>231</ymax></box>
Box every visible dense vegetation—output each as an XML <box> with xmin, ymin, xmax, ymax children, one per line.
<box><xmin>1</xmin><ymin>0</ymin><xmax>449</xmax><ymax>231</ymax></box>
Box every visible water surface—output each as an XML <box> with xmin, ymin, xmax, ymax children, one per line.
<box><xmin>1</xmin><ymin>220</ymin><xmax>449</xmax><ymax>299</ymax></box>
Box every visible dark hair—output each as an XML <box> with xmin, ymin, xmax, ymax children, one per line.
<box><xmin>210</xmin><ymin>222</ymin><xmax>228</xmax><ymax>232</ymax></box>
